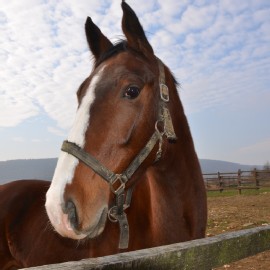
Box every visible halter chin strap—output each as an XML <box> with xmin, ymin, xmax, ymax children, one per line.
<box><xmin>61</xmin><ymin>58</ymin><xmax>177</xmax><ymax>250</ymax></box>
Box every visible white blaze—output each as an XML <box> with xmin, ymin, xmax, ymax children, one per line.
<box><xmin>45</xmin><ymin>67</ymin><xmax>105</xmax><ymax>235</ymax></box>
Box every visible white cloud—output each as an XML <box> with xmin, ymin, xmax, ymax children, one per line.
<box><xmin>0</xmin><ymin>0</ymin><xmax>270</xmax><ymax>149</ymax></box>
<box><xmin>12</xmin><ymin>137</ymin><xmax>25</xmax><ymax>143</ymax></box>
<box><xmin>32</xmin><ymin>139</ymin><xmax>42</xmax><ymax>143</ymax></box>
<box><xmin>155</xmin><ymin>0</ymin><xmax>191</xmax><ymax>21</ymax></box>
<box><xmin>0</xmin><ymin>94</ymin><xmax>39</xmax><ymax>127</ymax></box>
<box><xmin>177</xmin><ymin>4</ymin><xmax>217</xmax><ymax>33</ymax></box>
<box><xmin>1</xmin><ymin>1</ymin><xmax>90</xmax><ymax>131</ymax></box>
<box><xmin>48</xmin><ymin>126</ymin><xmax>67</xmax><ymax>137</ymax></box>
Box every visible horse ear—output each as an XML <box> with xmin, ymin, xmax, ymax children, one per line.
<box><xmin>121</xmin><ymin>1</ymin><xmax>154</xmax><ymax>56</ymax></box>
<box><xmin>85</xmin><ymin>17</ymin><xmax>113</xmax><ymax>61</ymax></box>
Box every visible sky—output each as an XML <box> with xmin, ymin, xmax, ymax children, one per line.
<box><xmin>1</xmin><ymin>0</ymin><xmax>270</xmax><ymax>166</ymax></box>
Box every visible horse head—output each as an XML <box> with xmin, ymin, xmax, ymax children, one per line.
<box><xmin>45</xmin><ymin>1</ymin><xmax>180</xmax><ymax>248</ymax></box>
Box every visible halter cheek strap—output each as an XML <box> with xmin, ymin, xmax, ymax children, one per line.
<box><xmin>61</xmin><ymin>59</ymin><xmax>177</xmax><ymax>249</ymax></box>
<box><xmin>158</xmin><ymin>60</ymin><xmax>177</xmax><ymax>142</ymax></box>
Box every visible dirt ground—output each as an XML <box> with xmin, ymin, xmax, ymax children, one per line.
<box><xmin>207</xmin><ymin>190</ymin><xmax>270</xmax><ymax>270</ymax></box>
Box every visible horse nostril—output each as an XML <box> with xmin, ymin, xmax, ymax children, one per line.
<box><xmin>65</xmin><ymin>200</ymin><xmax>78</xmax><ymax>230</ymax></box>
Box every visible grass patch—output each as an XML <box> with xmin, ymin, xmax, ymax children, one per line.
<box><xmin>207</xmin><ymin>187</ymin><xmax>270</xmax><ymax>197</ymax></box>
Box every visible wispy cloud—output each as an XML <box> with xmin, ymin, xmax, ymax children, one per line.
<box><xmin>1</xmin><ymin>0</ymin><xmax>270</xmax><ymax>163</ymax></box>
<box><xmin>12</xmin><ymin>137</ymin><xmax>25</xmax><ymax>143</ymax></box>
<box><xmin>32</xmin><ymin>139</ymin><xmax>42</xmax><ymax>143</ymax></box>
<box><xmin>238</xmin><ymin>138</ymin><xmax>270</xmax><ymax>154</ymax></box>
<box><xmin>234</xmin><ymin>138</ymin><xmax>270</xmax><ymax>165</ymax></box>
<box><xmin>1</xmin><ymin>0</ymin><xmax>269</xmax><ymax>128</ymax></box>
<box><xmin>47</xmin><ymin>126</ymin><xmax>67</xmax><ymax>137</ymax></box>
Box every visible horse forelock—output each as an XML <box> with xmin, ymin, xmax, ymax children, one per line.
<box><xmin>95</xmin><ymin>41</ymin><xmax>127</xmax><ymax>67</ymax></box>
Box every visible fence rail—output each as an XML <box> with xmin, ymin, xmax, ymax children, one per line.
<box><xmin>24</xmin><ymin>226</ymin><xmax>270</xmax><ymax>270</ymax></box>
<box><xmin>204</xmin><ymin>169</ymin><xmax>270</xmax><ymax>193</ymax></box>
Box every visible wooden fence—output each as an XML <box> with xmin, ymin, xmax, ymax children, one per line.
<box><xmin>204</xmin><ymin>169</ymin><xmax>270</xmax><ymax>193</ymax></box>
<box><xmin>24</xmin><ymin>225</ymin><xmax>270</xmax><ymax>270</ymax></box>
<box><xmin>21</xmin><ymin>170</ymin><xmax>270</xmax><ymax>269</ymax></box>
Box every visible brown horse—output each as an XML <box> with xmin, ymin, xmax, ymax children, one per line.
<box><xmin>0</xmin><ymin>1</ymin><xmax>206</xmax><ymax>269</ymax></box>
<box><xmin>46</xmin><ymin>0</ymin><xmax>207</xmax><ymax>255</ymax></box>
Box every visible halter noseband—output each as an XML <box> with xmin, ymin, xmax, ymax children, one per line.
<box><xmin>61</xmin><ymin>59</ymin><xmax>177</xmax><ymax>249</ymax></box>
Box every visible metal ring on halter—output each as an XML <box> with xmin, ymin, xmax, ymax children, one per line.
<box><xmin>108</xmin><ymin>206</ymin><xmax>118</xmax><ymax>223</ymax></box>
<box><xmin>155</xmin><ymin>120</ymin><xmax>165</xmax><ymax>137</ymax></box>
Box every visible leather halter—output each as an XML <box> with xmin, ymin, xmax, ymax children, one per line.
<box><xmin>61</xmin><ymin>58</ymin><xmax>177</xmax><ymax>249</ymax></box>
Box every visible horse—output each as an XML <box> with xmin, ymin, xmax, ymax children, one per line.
<box><xmin>46</xmin><ymin>0</ymin><xmax>207</xmax><ymax>255</ymax></box>
<box><xmin>0</xmin><ymin>1</ymin><xmax>207</xmax><ymax>268</ymax></box>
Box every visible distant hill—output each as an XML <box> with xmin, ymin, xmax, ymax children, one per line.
<box><xmin>0</xmin><ymin>158</ymin><xmax>260</xmax><ymax>184</ymax></box>
<box><xmin>199</xmin><ymin>159</ymin><xmax>259</xmax><ymax>174</ymax></box>
<box><xmin>0</xmin><ymin>158</ymin><xmax>57</xmax><ymax>184</ymax></box>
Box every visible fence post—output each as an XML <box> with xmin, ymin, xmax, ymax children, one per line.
<box><xmin>254</xmin><ymin>168</ymin><xmax>259</xmax><ymax>189</ymax></box>
<box><xmin>218</xmin><ymin>172</ymin><xmax>223</xmax><ymax>193</ymax></box>
<box><xmin>238</xmin><ymin>169</ymin><xmax>242</xmax><ymax>194</ymax></box>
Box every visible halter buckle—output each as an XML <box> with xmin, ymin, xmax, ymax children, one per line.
<box><xmin>160</xmin><ymin>84</ymin><xmax>169</xmax><ymax>102</ymax></box>
<box><xmin>110</xmin><ymin>174</ymin><xmax>126</xmax><ymax>195</ymax></box>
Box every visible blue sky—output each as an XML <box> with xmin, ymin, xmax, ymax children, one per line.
<box><xmin>1</xmin><ymin>0</ymin><xmax>270</xmax><ymax>166</ymax></box>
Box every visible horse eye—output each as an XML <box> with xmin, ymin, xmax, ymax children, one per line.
<box><xmin>123</xmin><ymin>86</ymin><xmax>140</xmax><ymax>99</ymax></box>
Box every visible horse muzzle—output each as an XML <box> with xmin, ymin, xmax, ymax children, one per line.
<box><xmin>46</xmin><ymin>194</ymin><xmax>108</xmax><ymax>240</ymax></box>
<box><xmin>62</xmin><ymin>200</ymin><xmax>108</xmax><ymax>239</ymax></box>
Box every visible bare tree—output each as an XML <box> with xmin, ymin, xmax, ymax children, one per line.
<box><xmin>263</xmin><ymin>161</ymin><xmax>270</xmax><ymax>171</ymax></box>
